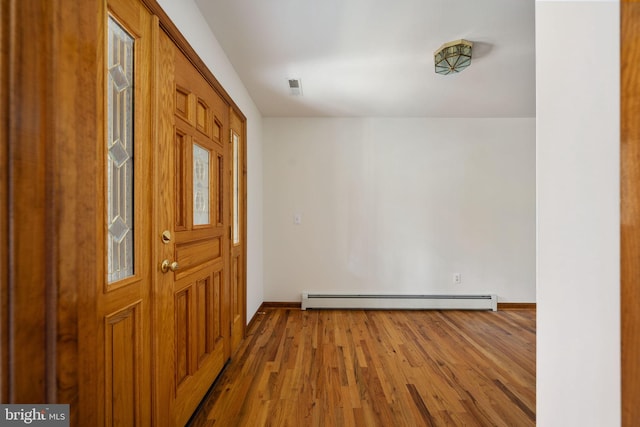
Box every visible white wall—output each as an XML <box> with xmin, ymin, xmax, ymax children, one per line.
<box><xmin>157</xmin><ymin>0</ymin><xmax>264</xmax><ymax>322</ymax></box>
<box><xmin>264</xmin><ymin>118</ymin><xmax>536</xmax><ymax>303</ymax></box>
<box><xmin>536</xmin><ymin>1</ymin><xmax>620</xmax><ymax>426</ymax></box>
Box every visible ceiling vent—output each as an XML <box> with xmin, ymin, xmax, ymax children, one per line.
<box><xmin>288</xmin><ymin>78</ymin><xmax>303</xmax><ymax>96</ymax></box>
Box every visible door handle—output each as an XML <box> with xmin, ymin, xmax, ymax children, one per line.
<box><xmin>161</xmin><ymin>259</ymin><xmax>179</xmax><ymax>273</ymax></box>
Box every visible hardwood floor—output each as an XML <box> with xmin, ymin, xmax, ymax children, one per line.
<box><xmin>188</xmin><ymin>308</ymin><xmax>535</xmax><ymax>426</ymax></box>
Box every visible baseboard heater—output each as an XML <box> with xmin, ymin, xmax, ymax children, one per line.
<box><xmin>301</xmin><ymin>293</ymin><xmax>498</xmax><ymax>311</ymax></box>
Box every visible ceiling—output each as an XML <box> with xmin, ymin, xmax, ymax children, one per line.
<box><xmin>195</xmin><ymin>0</ymin><xmax>535</xmax><ymax>118</ymax></box>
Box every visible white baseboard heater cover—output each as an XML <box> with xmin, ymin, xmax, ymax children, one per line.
<box><xmin>301</xmin><ymin>293</ymin><xmax>498</xmax><ymax>311</ymax></box>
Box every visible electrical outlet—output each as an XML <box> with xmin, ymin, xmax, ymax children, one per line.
<box><xmin>453</xmin><ymin>273</ymin><xmax>462</xmax><ymax>284</ymax></box>
<box><xmin>293</xmin><ymin>213</ymin><xmax>302</xmax><ymax>225</ymax></box>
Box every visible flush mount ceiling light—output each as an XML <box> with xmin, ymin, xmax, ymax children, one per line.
<box><xmin>434</xmin><ymin>39</ymin><xmax>473</xmax><ymax>75</ymax></box>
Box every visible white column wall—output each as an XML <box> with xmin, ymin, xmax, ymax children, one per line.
<box><xmin>536</xmin><ymin>1</ymin><xmax>620</xmax><ymax>425</ymax></box>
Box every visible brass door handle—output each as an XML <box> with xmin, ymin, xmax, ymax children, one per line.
<box><xmin>161</xmin><ymin>259</ymin><xmax>179</xmax><ymax>273</ymax></box>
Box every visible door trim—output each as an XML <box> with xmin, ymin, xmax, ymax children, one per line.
<box><xmin>621</xmin><ymin>1</ymin><xmax>640</xmax><ymax>424</ymax></box>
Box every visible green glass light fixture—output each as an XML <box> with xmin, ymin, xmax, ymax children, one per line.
<box><xmin>434</xmin><ymin>39</ymin><xmax>473</xmax><ymax>75</ymax></box>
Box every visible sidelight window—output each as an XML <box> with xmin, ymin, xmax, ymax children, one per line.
<box><xmin>106</xmin><ymin>16</ymin><xmax>135</xmax><ymax>283</ymax></box>
<box><xmin>232</xmin><ymin>131</ymin><xmax>240</xmax><ymax>245</ymax></box>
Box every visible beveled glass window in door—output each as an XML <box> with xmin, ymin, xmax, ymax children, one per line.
<box><xmin>107</xmin><ymin>16</ymin><xmax>135</xmax><ymax>283</ymax></box>
<box><xmin>193</xmin><ymin>143</ymin><xmax>210</xmax><ymax>225</ymax></box>
<box><xmin>232</xmin><ymin>132</ymin><xmax>240</xmax><ymax>245</ymax></box>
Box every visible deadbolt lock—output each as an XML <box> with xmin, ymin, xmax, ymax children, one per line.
<box><xmin>161</xmin><ymin>230</ymin><xmax>171</xmax><ymax>243</ymax></box>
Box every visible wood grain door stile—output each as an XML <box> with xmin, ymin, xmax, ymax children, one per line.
<box><xmin>153</xmin><ymin>23</ymin><xmax>175</xmax><ymax>426</ymax></box>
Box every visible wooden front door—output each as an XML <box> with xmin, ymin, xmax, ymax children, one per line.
<box><xmin>155</xmin><ymin>30</ymin><xmax>231</xmax><ymax>427</ymax></box>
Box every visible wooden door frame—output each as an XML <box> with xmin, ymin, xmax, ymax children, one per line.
<box><xmin>229</xmin><ymin>108</ymin><xmax>247</xmax><ymax>354</ymax></box>
<box><xmin>1</xmin><ymin>0</ymin><xmax>245</xmax><ymax>424</ymax></box>
<box><xmin>621</xmin><ymin>1</ymin><xmax>640</xmax><ymax>424</ymax></box>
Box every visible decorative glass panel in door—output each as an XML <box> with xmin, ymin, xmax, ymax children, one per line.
<box><xmin>193</xmin><ymin>143</ymin><xmax>210</xmax><ymax>225</ymax></box>
<box><xmin>232</xmin><ymin>131</ymin><xmax>240</xmax><ymax>245</ymax></box>
<box><xmin>107</xmin><ymin>16</ymin><xmax>135</xmax><ymax>283</ymax></box>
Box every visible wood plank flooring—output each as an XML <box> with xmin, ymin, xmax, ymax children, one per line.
<box><xmin>188</xmin><ymin>308</ymin><xmax>535</xmax><ymax>426</ymax></box>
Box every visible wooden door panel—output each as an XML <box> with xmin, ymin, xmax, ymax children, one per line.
<box><xmin>172</xmin><ymin>264</ymin><xmax>227</xmax><ymax>425</ymax></box>
<box><xmin>174</xmin><ymin>129</ymin><xmax>188</xmax><ymax>231</ymax></box>
<box><xmin>232</xmin><ymin>253</ymin><xmax>243</xmax><ymax>329</ymax></box>
<box><xmin>174</xmin><ymin>238</ymin><xmax>221</xmax><ymax>275</ymax></box>
<box><xmin>174</xmin><ymin>287</ymin><xmax>190</xmax><ymax>387</ymax></box>
<box><xmin>105</xmin><ymin>303</ymin><xmax>143</xmax><ymax>426</ymax></box>
<box><xmin>175</xmin><ymin>86</ymin><xmax>190</xmax><ymax>121</ymax></box>
<box><xmin>173</xmin><ymin>267</ymin><xmax>224</xmax><ymax>379</ymax></box>
<box><xmin>195</xmin><ymin>274</ymin><xmax>213</xmax><ymax>364</ymax></box>
<box><xmin>230</xmin><ymin>249</ymin><xmax>245</xmax><ymax>352</ymax></box>
<box><xmin>196</xmin><ymin>98</ymin><xmax>211</xmax><ymax>137</ymax></box>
